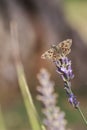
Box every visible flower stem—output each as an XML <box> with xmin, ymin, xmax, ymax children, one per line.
<box><xmin>10</xmin><ymin>21</ymin><xmax>46</xmax><ymax>130</ymax></box>
<box><xmin>16</xmin><ymin>63</ymin><xmax>45</xmax><ymax>130</ymax></box>
<box><xmin>0</xmin><ymin>106</ymin><xmax>7</xmax><ymax>130</ymax></box>
<box><xmin>77</xmin><ymin>106</ymin><xmax>87</xmax><ymax>126</ymax></box>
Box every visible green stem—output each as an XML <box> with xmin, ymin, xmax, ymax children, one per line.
<box><xmin>65</xmin><ymin>80</ymin><xmax>87</xmax><ymax>126</ymax></box>
<box><xmin>16</xmin><ymin>63</ymin><xmax>45</xmax><ymax>130</ymax></box>
<box><xmin>77</xmin><ymin>106</ymin><xmax>87</xmax><ymax>126</ymax></box>
<box><xmin>10</xmin><ymin>22</ymin><xmax>46</xmax><ymax>130</ymax></box>
<box><xmin>0</xmin><ymin>106</ymin><xmax>7</xmax><ymax>130</ymax></box>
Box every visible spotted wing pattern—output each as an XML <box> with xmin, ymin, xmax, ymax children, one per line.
<box><xmin>41</xmin><ymin>39</ymin><xmax>72</xmax><ymax>61</ymax></box>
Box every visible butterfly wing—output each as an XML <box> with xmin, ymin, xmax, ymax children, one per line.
<box><xmin>57</xmin><ymin>39</ymin><xmax>72</xmax><ymax>56</ymax></box>
<box><xmin>41</xmin><ymin>48</ymin><xmax>54</xmax><ymax>60</ymax></box>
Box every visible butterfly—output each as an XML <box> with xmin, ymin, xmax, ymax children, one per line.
<box><xmin>41</xmin><ymin>39</ymin><xmax>72</xmax><ymax>61</ymax></box>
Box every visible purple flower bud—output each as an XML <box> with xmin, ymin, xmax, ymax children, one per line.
<box><xmin>68</xmin><ymin>94</ymin><xmax>79</xmax><ymax>109</ymax></box>
<box><xmin>55</xmin><ymin>56</ymin><xmax>74</xmax><ymax>81</ymax></box>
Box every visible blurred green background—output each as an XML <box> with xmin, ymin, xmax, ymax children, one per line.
<box><xmin>0</xmin><ymin>0</ymin><xmax>87</xmax><ymax>130</ymax></box>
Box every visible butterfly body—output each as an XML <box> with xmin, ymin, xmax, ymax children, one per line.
<box><xmin>41</xmin><ymin>39</ymin><xmax>72</xmax><ymax>61</ymax></box>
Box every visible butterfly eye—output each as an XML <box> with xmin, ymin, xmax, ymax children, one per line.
<box><xmin>51</xmin><ymin>45</ymin><xmax>58</xmax><ymax>51</ymax></box>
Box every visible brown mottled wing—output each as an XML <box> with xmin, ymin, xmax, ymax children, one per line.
<box><xmin>41</xmin><ymin>48</ymin><xmax>54</xmax><ymax>60</ymax></box>
<box><xmin>41</xmin><ymin>46</ymin><xmax>61</xmax><ymax>60</ymax></box>
<box><xmin>57</xmin><ymin>39</ymin><xmax>72</xmax><ymax>56</ymax></box>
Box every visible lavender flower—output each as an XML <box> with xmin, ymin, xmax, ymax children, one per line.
<box><xmin>37</xmin><ymin>68</ymin><xmax>69</xmax><ymax>130</ymax></box>
<box><xmin>54</xmin><ymin>56</ymin><xmax>87</xmax><ymax>125</ymax></box>
<box><xmin>54</xmin><ymin>56</ymin><xmax>79</xmax><ymax>109</ymax></box>
<box><xmin>55</xmin><ymin>57</ymin><xmax>74</xmax><ymax>81</ymax></box>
